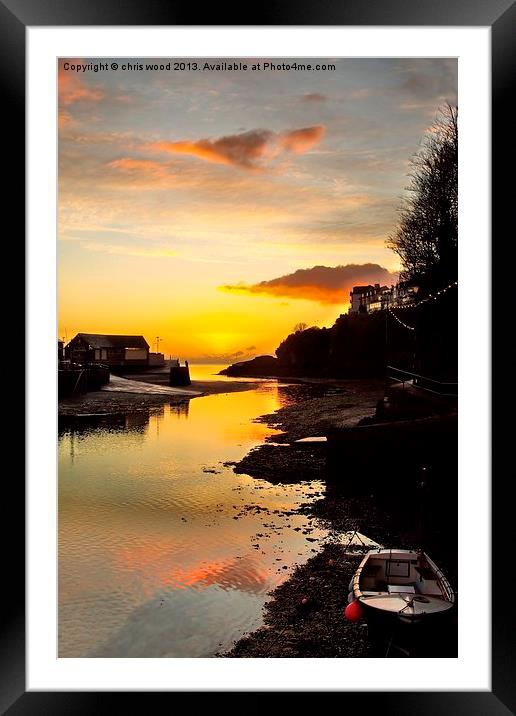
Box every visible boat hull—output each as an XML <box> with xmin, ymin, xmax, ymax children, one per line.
<box><xmin>347</xmin><ymin>548</ymin><xmax>456</xmax><ymax>654</ymax></box>
<box><xmin>361</xmin><ymin>602</ymin><xmax>457</xmax><ymax>657</ymax></box>
<box><xmin>359</xmin><ymin>597</ymin><xmax>454</xmax><ymax>626</ymax></box>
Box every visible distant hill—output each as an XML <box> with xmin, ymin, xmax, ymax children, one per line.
<box><xmin>218</xmin><ymin>355</ymin><xmax>283</xmax><ymax>377</ymax></box>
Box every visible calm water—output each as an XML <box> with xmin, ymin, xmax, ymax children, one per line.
<box><xmin>188</xmin><ymin>363</ymin><xmax>264</xmax><ymax>382</ymax></box>
<box><xmin>58</xmin><ymin>382</ymin><xmax>328</xmax><ymax>657</ymax></box>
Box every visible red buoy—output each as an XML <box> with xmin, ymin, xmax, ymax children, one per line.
<box><xmin>344</xmin><ymin>599</ymin><xmax>363</xmax><ymax>622</ymax></box>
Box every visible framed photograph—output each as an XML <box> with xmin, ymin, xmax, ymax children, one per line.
<box><xmin>5</xmin><ymin>0</ymin><xmax>511</xmax><ymax>708</ymax></box>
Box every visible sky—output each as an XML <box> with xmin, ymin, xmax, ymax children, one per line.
<box><xmin>58</xmin><ymin>57</ymin><xmax>457</xmax><ymax>361</ymax></box>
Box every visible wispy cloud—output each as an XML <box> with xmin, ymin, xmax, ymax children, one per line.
<box><xmin>107</xmin><ymin>157</ymin><xmax>178</xmax><ymax>184</ymax></box>
<box><xmin>58</xmin><ymin>109</ymin><xmax>74</xmax><ymax>129</ymax></box>
<box><xmin>58</xmin><ymin>61</ymin><xmax>105</xmax><ymax>106</ymax></box>
<box><xmin>58</xmin><ymin>59</ymin><xmax>105</xmax><ymax>129</ymax></box>
<box><xmin>80</xmin><ymin>241</ymin><xmax>177</xmax><ymax>258</ymax></box>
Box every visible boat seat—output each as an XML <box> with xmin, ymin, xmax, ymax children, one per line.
<box><xmin>417</xmin><ymin>580</ymin><xmax>442</xmax><ymax>596</ymax></box>
<box><xmin>388</xmin><ymin>584</ymin><xmax>415</xmax><ymax>594</ymax></box>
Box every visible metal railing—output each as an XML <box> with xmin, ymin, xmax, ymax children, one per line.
<box><xmin>386</xmin><ymin>365</ymin><xmax>458</xmax><ymax>397</ymax></box>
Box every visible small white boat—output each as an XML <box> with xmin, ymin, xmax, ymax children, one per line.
<box><xmin>348</xmin><ymin>548</ymin><xmax>455</xmax><ymax>625</ymax></box>
<box><xmin>338</xmin><ymin>530</ymin><xmax>383</xmax><ymax>555</ymax></box>
<box><xmin>294</xmin><ymin>436</ymin><xmax>328</xmax><ymax>444</ymax></box>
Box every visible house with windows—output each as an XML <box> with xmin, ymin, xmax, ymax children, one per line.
<box><xmin>65</xmin><ymin>333</ymin><xmax>150</xmax><ymax>368</ymax></box>
<box><xmin>390</xmin><ymin>281</ymin><xmax>419</xmax><ymax>306</ymax></box>
<box><xmin>348</xmin><ymin>284</ymin><xmax>391</xmax><ymax>314</ymax></box>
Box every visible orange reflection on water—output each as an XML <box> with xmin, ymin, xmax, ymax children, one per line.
<box><xmin>59</xmin><ymin>383</ymin><xmax>327</xmax><ymax>657</ymax></box>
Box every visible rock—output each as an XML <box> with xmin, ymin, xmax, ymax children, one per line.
<box><xmin>219</xmin><ymin>355</ymin><xmax>282</xmax><ymax>378</ymax></box>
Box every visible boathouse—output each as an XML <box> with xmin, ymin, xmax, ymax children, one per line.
<box><xmin>65</xmin><ymin>333</ymin><xmax>150</xmax><ymax>368</ymax></box>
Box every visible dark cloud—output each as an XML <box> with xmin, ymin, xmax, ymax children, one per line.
<box><xmin>220</xmin><ymin>264</ymin><xmax>398</xmax><ymax>305</ymax></box>
<box><xmin>152</xmin><ymin>129</ymin><xmax>273</xmax><ymax>169</ymax></box>
<box><xmin>302</xmin><ymin>93</ymin><xmax>328</xmax><ymax>102</ymax></box>
<box><xmin>397</xmin><ymin>59</ymin><xmax>458</xmax><ymax>104</ymax></box>
<box><xmin>150</xmin><ymin>126</ymin><xmax>325</xmax><ymax>169</ymax></box>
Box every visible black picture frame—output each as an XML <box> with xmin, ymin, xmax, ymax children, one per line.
<box><xmin>4</xmin><ymin>0</ymin><xmax>512</xmax><ymax>710</ymax></box>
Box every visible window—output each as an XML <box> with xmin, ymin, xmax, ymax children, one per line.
<box><xmin>124</xmin><ymin>348</ymin><xmax>147</xmax><ymax>360</ymax></box>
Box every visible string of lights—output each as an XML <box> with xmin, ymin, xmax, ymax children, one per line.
<box><xmin>388</xmin><ymin>307</ymin><xmax>415</xmax><ymax>331</ymax></box>
<box><xmin>386</xmin><ymin>280</ymin><xmax>457</xmax><ymax>331</ymax></box>
<box><xmin>390</xmin><ymin>280</ymin><xmax>458</xmax><ymax>310</ymax></box>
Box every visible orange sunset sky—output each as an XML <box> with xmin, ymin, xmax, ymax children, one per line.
<box><xmin>58</xmin><ymin>58</ymin><xmax>457</xmax><ymax>361</ymax></box>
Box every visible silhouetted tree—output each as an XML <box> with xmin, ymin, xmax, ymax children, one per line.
<box><xmin>388</xmin><ymin>104</ymin><xmax>458</xmax><ymax>288</ymax></box>
<box><xmin>273</xmin><ymin>313</ymin><xmax>416</xmax><ymax>378</ymax></box>
<box><xmin>276</xmin><ymin>326</ymin><xmax>331</xmax><ymax>373</ymax></box>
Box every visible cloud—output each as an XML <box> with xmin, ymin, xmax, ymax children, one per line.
<box><xmin>58</xmin><ymin>61</ymin><xmax>104</xmax><ymax>106</ymax></box>
<box><xmin>107</xmin><ymin>157</ymin><xmax>176</xmax><ymax>181</ymax></box>
<box><xmin>104</xmin><ymin>157</ymin><xmax>189</xmax><ymax>190</ymax></box>
<box><xmin>80</xmin><ymin>241</ymin><xmax>177</xmax><ymax>258</ymax></box>
<box><xmin>109</xmin><ymin>157</ymin><xmax>163</xmax><ymax>171</ymax></box>
<box><xmin>149</xmin><ymin>125</ymin><xmax>325</xmax><ymax>169</ymax></box>
<box><xmin>58</xmin><ymin>109</ymin><xmax>74</xmax><ymax>129</ymax></box>
<box><xmin>220</xmin><ymin>264</ymin><xmax>398</xmax><ymax>305</ymax></box>
<box><xmin>279</xmin><ymin>126</ymin><xmax>325</xmax><ymax>154</ymax></box>
<box><xmin>302</xmin><ymin>93</ymin><xmax>328</xmax><ymax>102</ymax></box>
<box><xmin>395</xmin><ymin>60</ymin><xmax>457</xmax><ymax>107</ymax></box>
<box><xmin>193</xmin><ymin>348</ymin><xmax>258</xmax><ymax>364</ymax></box>
<box><xmin>150</xmin><ymin>129</ymin><xmax>273</xmax><ymax>169</ymax></box>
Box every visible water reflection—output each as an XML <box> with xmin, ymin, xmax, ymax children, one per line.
<box><xmin>90</xmin><ymin>587</ymin><xmax>265</xmax><ymax>658</ymax></box>
<box><xmin>59</xmin><ymin>411</ymin><xmax>151</xmax><ymax>438</ymax></box>
<box><xmin>59</xmin><ymin>384</ymin><xmax>327</xmax><ymax>657</ymax></box>
<box><xmin>58</xmin><ymin>401</ymin><xmax>192</xmax><ymax>439</ymax></box>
